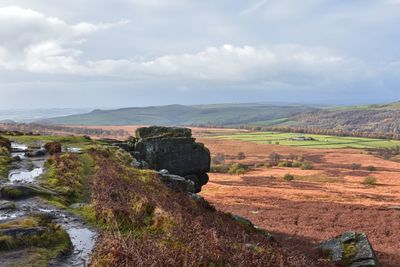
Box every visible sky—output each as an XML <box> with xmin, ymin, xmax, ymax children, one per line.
<box><xmin>0</xmin><ymin>0</ymin><xmax>400</xmax><ymax>109</ymax></box>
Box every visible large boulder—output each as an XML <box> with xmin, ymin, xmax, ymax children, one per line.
<box><xmin>136</xmin><ymin>126</ymin><xmax>192</xmax><ymax>139</ymax></box>
<box><xmin>320</xmin><ymin>232</ymin><xmax>380</xmax><ymax>267</ymax></box>
<box><xmin>134</xmin><ymin>127</ymin><xmax>210</xmax><ymax>176</ymax></box>
<box><xmin>133</xmin><ymin>126</ymin><xmax>211</xmax><ymax>192</ymax></box>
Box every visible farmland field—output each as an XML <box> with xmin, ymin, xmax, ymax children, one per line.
<box><xmin>207</xmin><ymin>131</ymin><xmax>400</xmax><ymax>149</ymax></box>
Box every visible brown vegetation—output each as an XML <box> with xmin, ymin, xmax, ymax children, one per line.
<box><xmin>88</xmin><ymin>147</ymin><xmax>327</xmax><ymax>266</ymax></box>
<box><xmin>198</xmin><ymin>136</ymin><xmax>400</xmax><ymax>266</ymax></box>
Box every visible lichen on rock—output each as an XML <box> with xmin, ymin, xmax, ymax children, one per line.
<box><xmin>320</xmin><ymin>231</ymin><xmax>380</xmax><ymax>267</ymax></box>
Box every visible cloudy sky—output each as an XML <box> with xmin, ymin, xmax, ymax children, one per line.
<box><xmin>0</xmin><ymin>0</ymin><xmax>400</xmax><ymax>108</ymax></box>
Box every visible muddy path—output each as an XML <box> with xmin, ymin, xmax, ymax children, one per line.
<box><xmin>0</xmin><ymin>142</ymin><xmax>97</xmax><ymax>267</ymax></box>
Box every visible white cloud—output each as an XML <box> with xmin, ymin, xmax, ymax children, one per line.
<box><xmin>0</xmin><ymin>5</ymin><xmax>380</xmax><ymax>89</ymax></box>
<box><xmin>240</xmin><ymin>0</ymin><xmax>267</xmax><ymax>16</ymax></box>
<box><xmin>126</xmin><ymin>0</ymin><xmax>184</xmax><ymax>8</ymax></box>
<box><xmin>0</xmin><ymin>6</ymin><xmax>129</xmax><ymax>73</ymax></box>
<box><xmin>84</xmin><ymin>44</ymin><xmax>362</xmax><ymax>89</ymax></box>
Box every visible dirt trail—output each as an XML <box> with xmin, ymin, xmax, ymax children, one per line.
<box><xmin>0</xmin><ymin>142</ymin><xmax>97</xmax><ymax>267</ymax></box>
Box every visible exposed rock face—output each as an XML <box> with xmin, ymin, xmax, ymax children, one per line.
<box><xmin>320</xmin><ymin>232</ymin><xmax>380</xmax><ymax>267</ymax></box>
<box><xmin>131</xmin><ymin>126</ymin><xmax>211</xmax><ymax>193</ymax></box>
<box><xmin>0</xmin><ymin>184</ymin><xmax>56</xmax><ymax>200</ymax></box>
<box><xmin>44</xmin><ymin>141</ymin><xmax>62</xmax><ymax>155</ymax></box>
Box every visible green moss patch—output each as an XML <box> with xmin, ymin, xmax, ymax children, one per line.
<box><xmin>0</xmin><ymin>214</ymin><xmax>72</xmax><ymax>266</ymax></box>
<box><xmin>41</xmin><ymin>152</ymin><xmax>95</xmax><ymax>205</ymax></box>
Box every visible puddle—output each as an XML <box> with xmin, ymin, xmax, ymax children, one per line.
<box><xmin>0</xmin><ymin>210</ymin><xmax>25</xmax><ymax>221</ymax></box>
<box><xmin>8</xmin><ymin>167</ymin><xmax>44</xmax><ymax>182</ymax></box>
<box><xmin>11</xmin><ymin>142</ymin><xmax>28</xmax><ymax>159</ymax></box>
<box><xmin>65</xmin><ymin>227</ymin><xmax>97</xmax><ymax>265</ymax></box>
<box><xmin>11</xmin><ymin>143</ymin><xmax>28</xmax><ymax>151</ymax></box>
<box><xmin>66</xmin><ymin>147</ymin><xmax>82</xmax><ymax>153</ymax></box>
<box><xmin>1</xmin><ymin>143</ymin><xmax>98</xmax><ymax>266</ymax></box>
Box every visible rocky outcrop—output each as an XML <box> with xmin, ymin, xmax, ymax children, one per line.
<box><xmin>121</xmin><ymin>126</ymin><xmax>211</xmax><ymax>193</ymax></box>
<box><xmin>320</xmin><ymin>232</ymin><xmax>380</xmax><ymax>267</ymax></box>
<box><xmin>44</xmin><ymin>141</ymin><xmax>62</xmax><ymax>155</ymax></box>
<box><xmin>0</xmin><ymin>184</ymin><xmax>57</xmax><ymax>200</ymax></box>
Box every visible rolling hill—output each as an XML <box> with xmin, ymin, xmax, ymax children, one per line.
<box><xmin>41</xmin><ymin>103</ymin><xmax>318</xmax><ymax>126</ymax></box>
<box><xmin>261</xmin><ymin>101</ymin><xmax>400</xmax><ymax>139</ymax></box>
<box><xmin>41</xmin><ymin>101</ymin><xmax>400</xmax><ymax>140</ymax></box>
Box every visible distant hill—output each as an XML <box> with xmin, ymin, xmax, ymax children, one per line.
<box><xmin>41</xmin><ymin>103</ymin><xmax>318</xmax><ymax>126</ymax></box>
<box><xmin>261</xmin><ymin>102</ymin><xmax>400</xmax><ymax>139</ymax></box>
<box><xmin>42</xmin><ymin>101</ymin><xmax>400</xmax><ymax>139</ymax></box>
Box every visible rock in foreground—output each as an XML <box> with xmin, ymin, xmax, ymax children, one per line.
<box><xmin>0</xmin><ymin>184</ymin><xmax>56</xmax><ymax>200</ymax></box>
<box><xmin>125</xmin><ymin>126</ymin><xmax>211</xmax><ymax>192</ymax></box>
<box><xmin>320</xmin><ymin>231</ymin><xmax>380</xmax><ymax>267</ymax></box>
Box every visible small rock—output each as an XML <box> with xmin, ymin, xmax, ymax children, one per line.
<box><xmin>0</xmin><ymin>200</ymin><xmax>16</xmax><ymax>210</ymax></box>
<box><xmin>0</xmin><ymin>227</ymin><xmax>46</xmax><ymax>238</ymax></box>
<box><xmin>158</xmin><ymin>173</ymin><xmax>195</xmax><ymax>193</ymax></box>
<box><xmin>69</xmin><ymin>203</ymin><xmax>86</xmax><ymax>209</ymax></box>
<box><xmin>232</xmin><ymin>215</ymin><xmax>254</xmax><ymax>228</ymax></box>
<box><xmin>25</xmin><ymin>149</ymin><xmax>47</xmax><ymax>158</ymax></box>
<box><xmin>12</xmin><ymin>156</ymin><xmax>21</xmax><ymax>161</ymax></box>
<box><xmin>320</xmin><ymin>232</ymin><xmax>380</xmax><ymax>267</ymax></box>
<box><xmin>159</xmin><ymin>169</ymin><xmax>169</xmax><ymax>175</ymax></box>
<box><xmin>130</xmin><ymin>158</ymin><xmax>141</xmax><ymax>168</ymax></box>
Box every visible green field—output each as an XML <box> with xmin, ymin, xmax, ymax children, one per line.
<box><xmin>209</xmin><ymin>132</ymin><xmax>400</xmax><ymax>149</ymax></box>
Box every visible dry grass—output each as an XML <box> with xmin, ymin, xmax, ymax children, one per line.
<box><xmin>87</xmin><ymin>147</ymin><xmax>326</xmax><ymax>267</ymax></box>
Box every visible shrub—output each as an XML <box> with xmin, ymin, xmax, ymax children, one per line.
<box><xmin>212</xmin><ymin>153</ymin><xmax>225</xmax><ymax>165</ymax></box>
<box><xmin>210</xmin><ymin>164</ymin><xmax>230</xmax><ymax>173</ymax></box>
<box><xmin>228</xmin><ymin>163</ymin><xmax>249</xmax><ymax>175</ymax></box>
<box><xmin>264</xmin><ymin>162</ymin><xmax>273</xmax><ymax>168</ymax></box>
<box><xmin>292</xmin><ymin>162</ymin><xmax>302</xmax><ymax>168</ymax></box>
<box><xmin>367</xmin><ymin>165</ymin><xmax>376</xmax><ymax>172</ymax></box>
<box><xmin>0</xmin><ymin>147</ymin><xmax>9</xmax><ymax>157</ymax></box>
<box><xmin>278</xmin><ymin>161</ymin><xmax>292</xmax><ymax>168</ymax></box>
<box><xmin>300</xmin><ymin>163</ymin><xmax>314</xmax><ymax>170</ymax></box>
<box><xmin>362</xmin><ymin>176</ymin><xmax>377</xmax><ymax>185</ymax></box>
<box><xmin>0</xmin><ymin>136</ymin><xmax>11</xmax><ymax>153</ymax></box>
<box><xmin>44</xmin><ymin>142</ymin><xmax>62</xmax><ymax>155</ymax></box>
<box><xmin>269</xmin><ymin>152</ymin><xmax>281</xmax><ymax>166</ymax></box>
<box><xmin>351</xmin><ymin>163</ymin><xmax>362</xmax><ymax>170</ymax></box>
<box><xmin>283</xmin><ymin>174</ymin><xmax>294</xmax><ymax>181</ymax></box>
<box><xmin>275</xmin><ymin>141</ymin><xmax>280</xmax><ymax>145</ymax></box>
<box><xmin>237</xmin><ymin>152</ymin><xmax>246</xmax><ymax>160</ymax></box>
